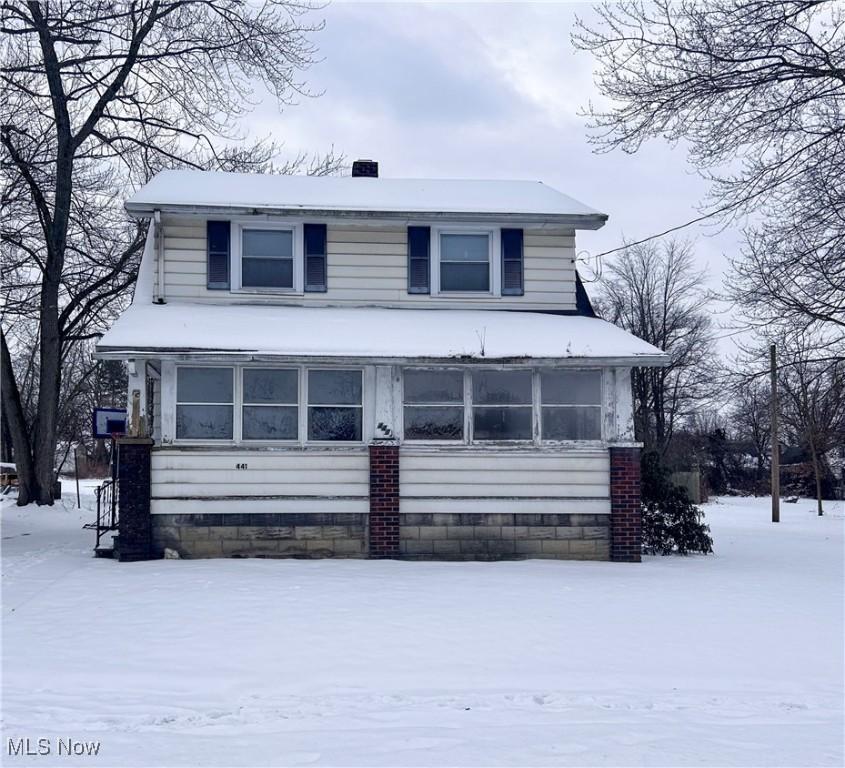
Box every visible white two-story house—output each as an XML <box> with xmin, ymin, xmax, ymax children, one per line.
<box><xmin>96</xmin><ymin>160</ymin><xmax>666</xmax><ymax>562</ymax></box>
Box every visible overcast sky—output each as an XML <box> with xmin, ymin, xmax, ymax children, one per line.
<box><xmin>248</xmin><ymin>1</ymin><xmax>741</xmax><ymax>346</ymax></box>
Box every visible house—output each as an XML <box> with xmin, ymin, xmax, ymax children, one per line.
<box><xmin>95</xmin><ymin>160</ymin><xmax>668</xmax><ymax>562</ymax></box>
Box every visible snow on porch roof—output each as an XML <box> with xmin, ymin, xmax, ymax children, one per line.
<box><xmin>96</xmin><ymin>304</ymin><xmax>668</xmax><ymax>364</ymax></box>
<box><xmin>124</xmin><ymin>170</ymin><xmax>608</xmax><ymax>228</ymax></box>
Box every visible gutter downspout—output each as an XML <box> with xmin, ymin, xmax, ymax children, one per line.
<box><xmin>153</xmin><ymin>209</ymin><xmax>166</xmax><ymax>304</ymax></box>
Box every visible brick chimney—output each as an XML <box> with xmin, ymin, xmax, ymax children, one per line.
<box><xmin>352</xmin><ymin>159</ymin><xmax>378</xmax><ymax>178</ymax></box>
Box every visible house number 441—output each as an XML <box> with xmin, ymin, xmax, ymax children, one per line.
<box><xmin>235</xmin><ymin>463</ymin><xmax>248</xmax><ymax>470</ymax></box>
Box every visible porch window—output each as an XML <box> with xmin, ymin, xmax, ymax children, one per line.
<box><xmin>439</xmin><ymin>232</ymin><xmax>491</xmax><ymax>292</ymax></box>
<box><xmin>242</xmin><ymin>368</ymin><xmax>298</xmax><ymax>440</ymax></box>
<box><xmin>540</xmin><ymin>370</ymin><xmax>602</xmax><ymax>440</ymax></box>
<box><xmin>403</xmin><ymin>369</ymin><xmax>464</xmax><ymax>440</ymax></box>
<box><xmin>241</xmin><ymin>228</ymin><xmax>294</xmax><ymax>289</ymax></box>
<box><xmin>176</xmin><ymin>367</ymin><xmax>234</xmax><ymax>440</ymax></box>
<box><xmin>472</xmin><ymin>370</ymin><xmax>532</xmax><ymax>440</ymax></box>
<box><xmin>307</xmin><ymin>369</ymin><xmax>363</xmax><ymax>441</ymax></box>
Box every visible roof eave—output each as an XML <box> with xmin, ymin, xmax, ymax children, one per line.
<box><xmin>94</xmin><ymin>347</ymin><xmax>669</xmax><ymax>367</ymax></box>
<box><xmin>123</xmin><ymin>202</ymin><xmax>608</xmax><ymax>230</ymax></box>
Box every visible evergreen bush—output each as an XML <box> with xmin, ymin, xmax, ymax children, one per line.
<box><xmin>641</xmin><ymin>451</ymin><xmax>714</xmax><ymax>555</ymax></box>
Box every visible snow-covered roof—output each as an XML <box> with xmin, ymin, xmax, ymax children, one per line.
<box><xmin>96</xmin><ymin>304</ymin><xmax>668</xmax><ymax>364</ymax></box>
<box><xmin>125</xmin><ymin>170</ymin><xmax>607</xmax><ymax>228</ymax></box>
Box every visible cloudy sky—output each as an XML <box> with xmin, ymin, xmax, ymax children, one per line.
<box><xmin>249</xmin><ymin>1</ymin><xmax>741</xmax><ymax>343</ymax></box>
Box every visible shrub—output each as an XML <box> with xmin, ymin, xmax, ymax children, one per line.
<box><xmin>641</xmin><ymin>451</ymin><xmax>714</xmax><ymax>556</ymax></box>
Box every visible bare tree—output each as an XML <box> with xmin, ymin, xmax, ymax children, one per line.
<box><xmin>1</xmin><ymin>1</ymin><xmax>341</xmax><ymax>505</ymax></box>
<box><xmin>730</xmin><ymin>378</ymin><xmax>771</xmax><ymax>492</ymax></box>
<box><xmin>731</xmin><ymin>327</ymin><xmax>845</xmax><ymax>509</ymax></box>
<box><xmin>596</xmin><ymin>238</ymin><xmax>716</xmax><ymax>452</ymax></box>
<box><xmin>573</xmin><ymin>1</ymin><xmax>845</xmax><ymax>333</ymax></box>
<box><xmin>778</xmin><ymin>332</ymin><xmax>845</xmax><ymax>514</ymax></box>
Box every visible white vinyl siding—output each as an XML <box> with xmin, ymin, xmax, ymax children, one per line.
<box><xmin>150</xmin><ymin>447</ymin><xmax>610</xmax><ymax>517</ymax></box>
<box><xmin>150</xmin><ymin>448</ymin><xmax>369</xmax><ymax>515</ymax></box>
<box><xmin>157</xmin><ymin>216</ymin><xmax>577</xmax><ymax>310</ymax></box>
<box><xmin>399</xmin><ymin>449</ymin><xmax>610</xmax><ymax>514</ymax></box>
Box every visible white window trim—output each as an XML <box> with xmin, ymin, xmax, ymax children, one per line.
<box><xmin>538</xmin><ymin>370</ymin><xmax>604</xmax><ymax>443</ymax></box>
<box><xmin>400</xmin><ymin>367</ymin><xmax>467</xmax><ymax>444</ymax></box>
<box><xmin>169</xmin><ymin>363</ymin><xmax>368</xmax><ymax>446</ymax></box>
<box><xmin>240</xmin><ymin>367</ymin><xmax>300</xmax><ymax>444</ymax></box>
<box><xmin>230</xmin><ymin>218</ymin><xmax>304</xmax><ymax>295</ymax></box>
<box><xmin>174</xmin><ymin>365</ymin><xmax>236</xmax><ymax>442</ymax></box>
<box><xmin>400</xmin><ymin>366</ymin><xmax>606</xmax><ymax>445</ymax></box>
<box><xmin>471</xmin><ymin>369</ymin><xmax>534</xmax><ymax>443</ymax></box>
<box><xmin>306</xmin><ymin>367</ymin><xmax>366</xmax><ymax>444</ymax></box>
<box><xmin>431</xmin><ymin>225</ymin><xmax>501</xmax><ymax>298</ymax></box>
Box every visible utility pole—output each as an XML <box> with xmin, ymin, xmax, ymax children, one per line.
<box><xmin>770</xmin><ymin>343</ymin><xmax>780</xmax><ymax>523</ymax></box>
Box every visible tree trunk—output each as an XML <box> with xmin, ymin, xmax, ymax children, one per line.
<box><xmin>755</xmin><ymin>450</ymin><xmax>765</xmax><ymax>495</ymax></box>
<box><xmin>31</xmin><ymin>263</ymin><xmax>63</xmax><ymax>504</ymax></box>
<box><xmin>29</xmin><ymin>3</ymin><xmax>75</xmax><ymax>506</ymax></box>
<box><xmin>1</xmin><ymin>396</ymin><xmax>13</xmax><ymax>464</ymax></box>
<box><xmin>0</xmin><ymin>331</ymin><xmax>39</xmax><ymax>505</ymax></box>
<box><xmin>807</xmin><ymin>436</ymin><xmax>824</xmax><ymax>516</ymax></box>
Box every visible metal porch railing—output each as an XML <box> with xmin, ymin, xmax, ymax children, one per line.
<box><xmin>84</xmin><ymin>478</ymin><xmax>118</xmax><ymax>554</ymax></box>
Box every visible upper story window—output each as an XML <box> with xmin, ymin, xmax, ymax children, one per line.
<box><xmin>206</xmin><ymin>220</ymin><xmax>327</xmax><ymax>293</ymax></box>
<box><xmin>241</xmin><ymin>228</ymin><xmax>294</xmax><ymax>289</ymax></box>
<box><xmin>206</xmin><ymin>219</ymin><xmax>533</xmax><ymax>299</ymax></box>
<box><xmin>439</xmin><ymin>232</ymin><xmax>492</xmax><ymax>293</ymax></box>
<box><xmin>408</xmin><ymin>226</ymin><xmax>522</xmax><ymax>297</ymax></box>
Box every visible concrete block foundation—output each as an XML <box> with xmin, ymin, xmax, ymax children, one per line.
<box><xmin>398</xmin><ymin>513</ymin><xmax>611</xmax><ymax>561</ymax></box>
<box><xmin>151</xmin><ymin>513</ymin><xmax>367</xmax><ymax>559</ymax></box>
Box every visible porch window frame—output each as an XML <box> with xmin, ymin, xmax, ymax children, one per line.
<box><xmin>174</xmin><ymin>364</ymin><xmax>236</xmax><ymax>442</ymax></box>
<box><xmin>400</xmin><ymin>367</ymin><xmax>468</xmax><ymax>444</ymax></box>
<box><xmin>471</xmin><ymin>368</ymin><xmax>535</xmax><ymax>443</ymax></box>
<box><xmin>400</xmin><ymin>366</ymin><xmax>606</xmax><ymax>446</ymax></box>
<box><xmin>170</xmin><ymin>363</ymin><xmax>367</xmax><ymax>446</ymax></box>
<box><xmin>240</xmin><ymin>367</ymin><xmax>300</xmax><ymax>444</ymax></box>
<box><xmin>539</xmin><ymin>369</ymin><xmax>605</xmax><ymax>442</ymax></box>
<box><xmin>305</xmin><ymin>367</ymin><xmax>365</xmax><ymax>444</ymax></box>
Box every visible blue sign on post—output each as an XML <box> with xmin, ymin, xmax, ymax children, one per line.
<box><xmin>92</xmin><ymin>408</ymin><xmax>127</xmax><ymax>439</ymax></box>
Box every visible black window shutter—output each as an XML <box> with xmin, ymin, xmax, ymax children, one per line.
<box><xmin>206</xmin><ymin>220</ymin><xmax>230</xmax><ymax>290</ymax></box>
<box><xmin>408</xmin><ymin>226</ymin><xmax>430</xmax><ymax>294</ymax></box>
<box><xmin>304</xmin><ymin>223</ymin><xmax>327</xmax><ymax>292</ymax></box>
<box><xmin>501</xmin><ymin>228</ymin><xmax>524</xmax><ymax>296</ymax></box>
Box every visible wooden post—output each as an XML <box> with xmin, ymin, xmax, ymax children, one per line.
<box><xmin>770</xmin><ymin>343</ymin><xmax>780</xmax><ymax>523</ymax></box>
<box><xmin>126</xmin><ymin>360</ymin><xmax>147</xmax><ymax>438</ymax></box>
<box><xmin>74</xmin><ymin>444</ymin><xmax>81</xmax><ymax>509</ymax></box>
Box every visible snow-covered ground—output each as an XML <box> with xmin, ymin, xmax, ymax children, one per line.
<box><xmin>2</xmin><ymin>486</ymin><xmax>843</xmax><ymax>767</ymax></box>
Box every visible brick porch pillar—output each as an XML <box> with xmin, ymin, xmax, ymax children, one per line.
<box><xmin>115</xmin><ymin>437</ymin><xmax>155</xmax><ymax>562</ymax></box>
<box><xmin>609</xmin><ymin>446</ymin><xmax>642</xmax><ymax>563</ymax></box>
<box><xmin>368</xmin><ymin>441</ymin><xmax>400</xmax><ymax>558</ymax></box>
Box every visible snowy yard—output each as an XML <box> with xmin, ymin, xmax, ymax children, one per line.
<box><xmin>2</xmin><ymin>485</ymin><xmax>843</xmax><ymax>767</ymax></box>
